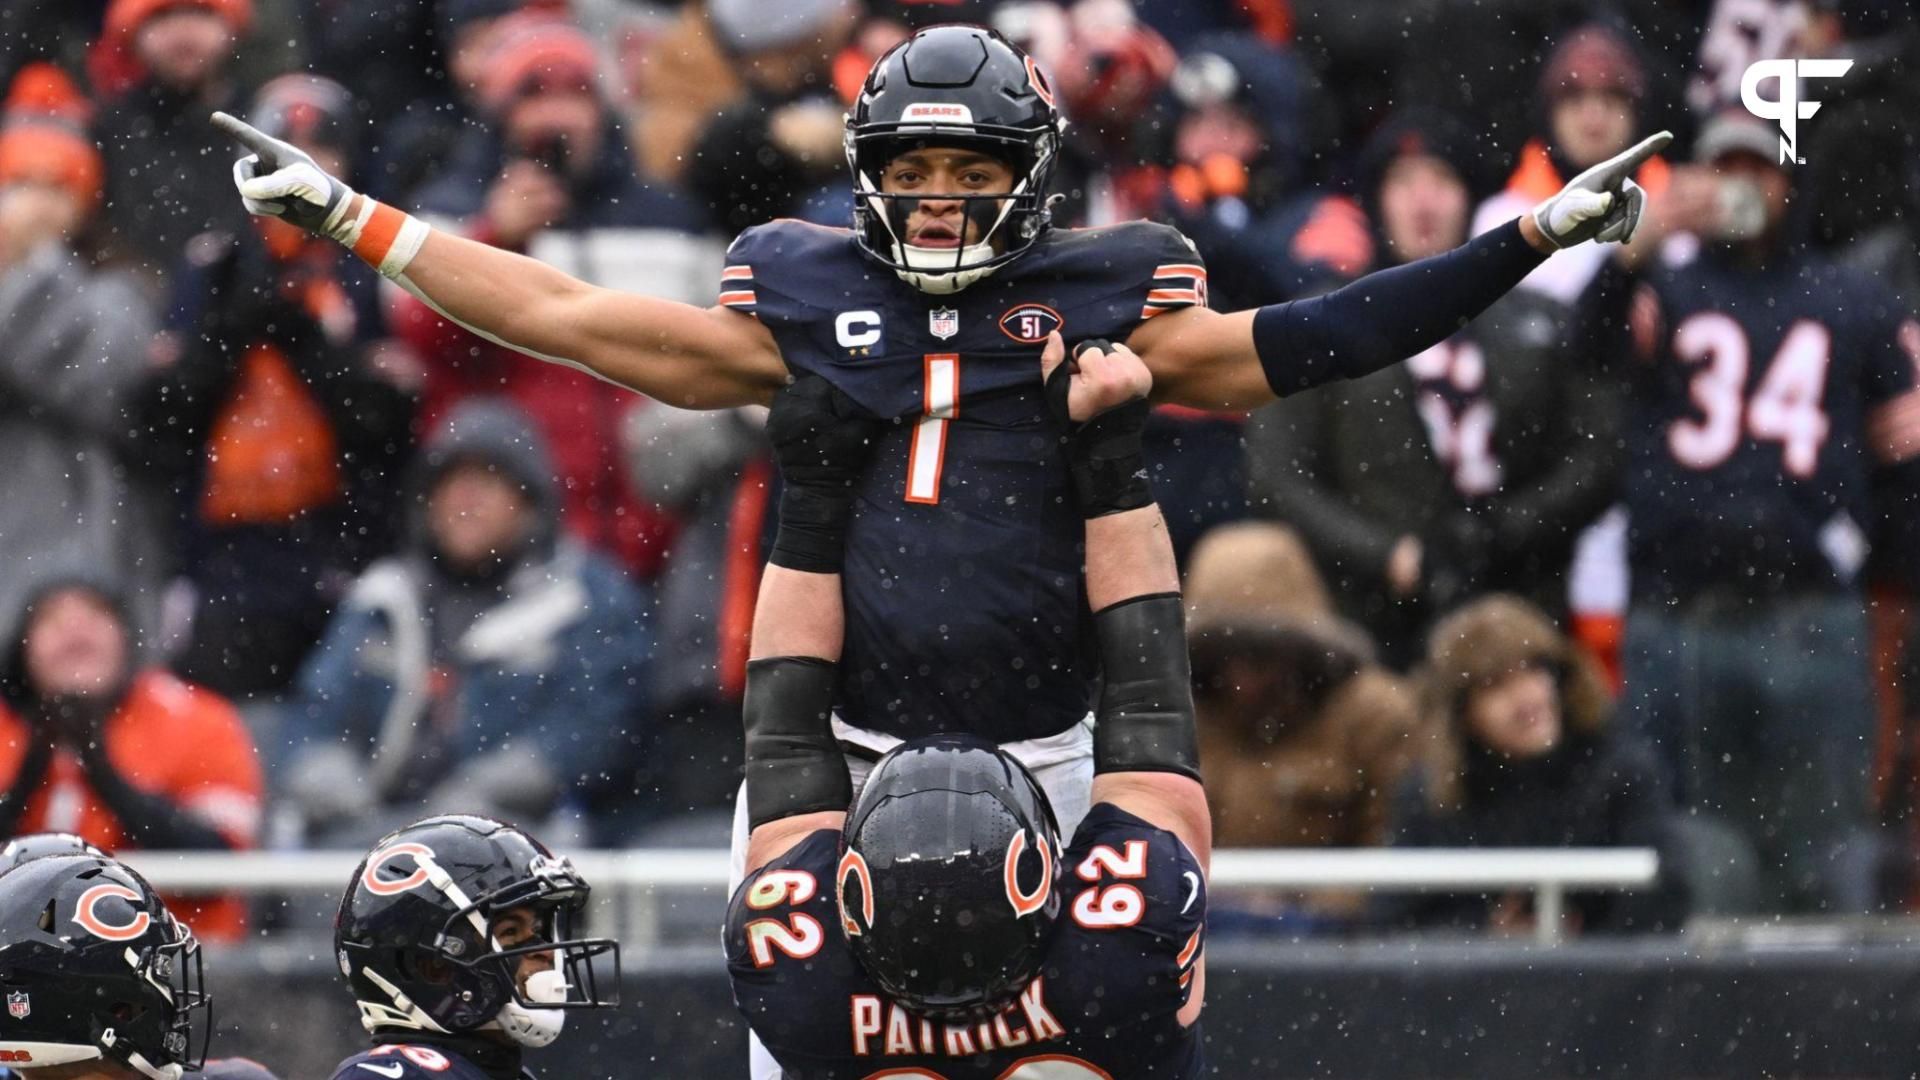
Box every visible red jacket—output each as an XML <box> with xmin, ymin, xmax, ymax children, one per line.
<box><xmin>0</xmin><ymin>671</ymin><xmax>264</xmax><ymax>940</ymax></box>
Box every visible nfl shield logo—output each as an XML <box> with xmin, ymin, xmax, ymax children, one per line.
<box><xmin>8</xmin><ymin>991</ymin><xmax>28</xmax><ymax>1019</ymax></box>
<box><xmin>929</xmin><ymin>307</ymin><xmax>960</xmax><ymax>341</ymax></box>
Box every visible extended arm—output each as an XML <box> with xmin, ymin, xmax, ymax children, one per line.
<box><xmin>1040</xmin><ymin>336</ymin><xmax>1209</xmax><ymax>863</ymax></box>
<box><xmin>210</xmin><ymin>112</ymin><xmax>785</xmax><ymax>409</ymax></box>
<box><xmin>740</xmin><ymin>378</ymin><xmax>888</xmax><ymax>872</ymax></box>
<box><xmin>1044</xmin><ymin>335</ymin><xmax>1209</xmax><ymax>1026</ymax></box>
<box><xmin>1135</xmin><ymin>132</ymin><xmax>1672</xmax><ymax>410</ymax></box>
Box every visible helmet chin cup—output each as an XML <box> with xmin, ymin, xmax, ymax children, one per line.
<box><xmin>893</xmin><ymin>240</ymin><xmax>1002</xmax><ymax>294</ymax></box>
<box><xmin>493</xmin><ymin>969</ymin><xmax>569</xmax><ymax>1047</ymax></box>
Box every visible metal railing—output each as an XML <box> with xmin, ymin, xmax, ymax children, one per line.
<box><xmin>120</xmin><ymin>847</ymin><xmax>1657</xmax><ymax>946</ymax></box>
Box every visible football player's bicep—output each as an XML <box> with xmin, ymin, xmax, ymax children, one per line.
<box><xmin>1128</xmin><ymin>307</ymin><xmax>1270</xmax><ymax>411</ymax></box>
<box><xmin>566</xmin><ymin>288</ymin><xmax>785</xmax><ymax>409</ymax></box>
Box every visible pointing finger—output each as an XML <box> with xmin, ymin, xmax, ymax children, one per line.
<box><xmin>211</xmin><ymin>111</ymin><xmax>282</xmax><ymax>167</ymax></box>
<box><xmin>1602</xmin><ymin>130</ymin><xmax>1673</xmax><ymax>187</ymax></box>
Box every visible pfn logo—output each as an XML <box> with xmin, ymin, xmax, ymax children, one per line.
<box><xmin>1740</xmin><ymin>58</ymin><xmax>1853</xmax><ymax>164</ymax></box>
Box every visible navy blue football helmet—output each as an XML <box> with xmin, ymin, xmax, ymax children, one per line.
<box><xmin>836</xmin><ymin>734</ymin><xmax>1063</xmax><ymax>1017</ymax></box>
<box><xmin>0</xmin><ymin>854</ymin><xmax>209</xmax><ymax>1080</ymax></box>
<box><xmin>333</xmin><ymin>815</ymin><xmax>619</xmax><ymax>1048</ymax></box>
<box><xmin>846</xmin><ymin>24</ymin><xmax>1065</xmax><ymax>293</ymax></box>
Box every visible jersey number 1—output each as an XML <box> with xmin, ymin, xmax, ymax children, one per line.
<box><xmin>907</xmin><ymin>355</ymin><xmax>960</xmax><ymax>504</ymax></box>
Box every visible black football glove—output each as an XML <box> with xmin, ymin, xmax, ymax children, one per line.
<box><xmin>1045</xmin><ymin>339</ymin><xmax>1153</xmax><ymax>518</ymax></box>
<box><xmin>766</xmin><ymin>374</ymin><xmax>888</xmax><ymax>573</ymax></box>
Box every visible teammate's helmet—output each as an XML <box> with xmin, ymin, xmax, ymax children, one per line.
<box><xmin>836</xmin><ymin>734</ymin><xmax>1062</xmax><ymax>1016</ymax></box>
<box><xmin>0</xmin><ymin>854</ymin><xmax>209</xmax><ymax>1080</ymax></box>
<box><xmin>0</xmin><ymin>832</ymin><xmax>107</xmax><ymax>870</ymax></box>
<box><xmin>846</xmin><ymin>24</ymin><xmax>1065</xmax><ymax>295</ymax></box>
<box><xmin>334</xmin><ymin>815</ymin><xmax>619</xmax><ymax>1048</ymax></box>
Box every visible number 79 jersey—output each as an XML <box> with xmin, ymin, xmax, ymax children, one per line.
<box><xmin>1616</xmin><ymin>249</ymin><xmax>1920</xmax><ymax>599</ymax></box>
<box><xmin>720</xmin><ymin>220</ymin><xmax>1208</xmax><ymax>743</ymax></box>
<box><xmin>726</xmin><ymin>804</ymin><xmax>1207</xmax><ymax>1079</ymax></box>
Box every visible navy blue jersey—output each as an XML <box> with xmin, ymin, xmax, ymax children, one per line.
<box><xmin>721</xmin><ymin>221</ymin><xmax>1208</xmax><ymax>741</ymax></box>
<box><xmin>727</xmin><ymin>803</ymin><xmax>1206</xmax><ymax>1079</ymax></box>
<box><xmin>331</xmin><ymin>1043</ymin><xmax>528</xmax><ymax>1080</ymax></box>
<box><xmin>1614</xmin><ymin>249</ymin><xmax>1920</xmax><ymax>600</ymax></box>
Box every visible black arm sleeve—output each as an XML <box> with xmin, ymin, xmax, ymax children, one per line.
<box><xmin>742</xmin><ymin>656</ymin><xmax>853</xmax><ymax>829</ymax></box>
<box><xmin>79</xmin><ymin>752</ymin><xmax>232</xmax><ymax>850</ymax></box>
<box><xmin>1092</xmin><ymin>593</ymin><xmax>1200</xmax><ymax>781</ymax></box>
<box><xmin>1253</xmin><ymin>219</ymin><xmax>1549</xmax><ymax>395</ymax></box>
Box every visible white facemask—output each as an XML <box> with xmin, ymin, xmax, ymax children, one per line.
<box><xmin>492</xmin><ymin>968</ymin><xmax>569</xmax><ymax>1047</ymax></box>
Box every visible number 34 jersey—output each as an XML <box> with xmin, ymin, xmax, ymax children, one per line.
<box><xmin>719</xmin><ymin>221</ymin><xmax>1208</xmax><ymax>743</ymax></box>
<box><xmin>726</xmin><ymin>803</ymin><xmax>1207</xmax><ymax>1079</ymax></box>
<box><xmin>1611</xmin><ymin>248</ymin><xmax>1920</xmax><ymax>599</ymax></box>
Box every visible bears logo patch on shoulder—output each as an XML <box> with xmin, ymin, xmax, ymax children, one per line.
<box><xmin>1000</xmin><ymin>304</ymin><xmax>1063</xmax><ymax>344</ymax></box>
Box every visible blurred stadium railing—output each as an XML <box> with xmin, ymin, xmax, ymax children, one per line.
<box><xmin>121</xmin><ymin>847</ymin><xmax>1656</xmax><ymax>945</ymax></box>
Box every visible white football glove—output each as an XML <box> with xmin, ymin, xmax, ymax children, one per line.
<box><xmin>1531</xmin><ymin>130</ymin><xmax>1673</xmax><ymax>249</ymax></box>
<box><xmin>211</xmin><ymin>110</ymin><xmax>357</xmax><ymax>241</ymax></box>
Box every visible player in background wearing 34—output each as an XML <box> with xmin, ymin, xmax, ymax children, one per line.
<box><xmin>0</xmin><ymin>844</ymin><xmax>280</xmax><ymax>1080</ymax></box>
<box><xmin>727</xmin><ymin>335</ymin><xmax>1207</xmax><ymax>1078</ymax></box>
<box><xmin>1581</xmin><ymin>110</ymin><xmax>1920</xmax><ymax>913</ymax></box>
<box><xmin>326</xmin><ymin>815</ymin><xmax>620</xmax><ymax>1080</ymax></box>
<box><xmin>210</xmin><ymin>25</ymin><xmax>1664</xmax><ymax>841</ymax></box>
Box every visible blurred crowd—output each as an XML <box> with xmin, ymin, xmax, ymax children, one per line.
<box><xmin>1</xmin><ymin>0</ymin><xmax>1918</xmax><ymax>940</ymax></box>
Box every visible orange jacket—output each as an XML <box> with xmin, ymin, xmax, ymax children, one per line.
<box><xmin>0</xmin><ymin>670</ymin><xmax>264</xmax><ymax>940</ymax></box>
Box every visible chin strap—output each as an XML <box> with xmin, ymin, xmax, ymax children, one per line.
<box><xmin>99</xmin><ymin>1030</ymin><xmax>180</xmax><ymax>1080</ymax></box>
<box><xmin>488</xmin><ymin>969</ymin><xmax>570</xmax><ymax>1048</ymax></box>
<box><xmin>357</xmin><ymin>967</ymin><xmax>452</xmax><ymax>1036</ymax></box>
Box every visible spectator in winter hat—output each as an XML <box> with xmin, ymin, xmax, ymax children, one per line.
<box><xmin>1470</xmin><ymin>23</ymin><xmax>1671</xmax><ymax>307</ymax></box>
<box><xmin>0</xmin><ymin>576</ymin><xmax>263</xmax><ymax>941</ymax></box>
<box><xmin>286</xmin><ymin>400</ymin><xmax>657</xmax><ymax>847</ymax></box>
<box><xmin>1384</xmin><ymin>595</ymin><xmax>1690</xmax><ymax>935</ymax></box>
<box><xmin>0</xmin><ymin>63</ymin><xmax>169</xmax><ymax>659</ymax></box>
<box><xmin>93</xmin><ymin>0</ymin><xmax>253</xmax><ymax>281</ymax></box>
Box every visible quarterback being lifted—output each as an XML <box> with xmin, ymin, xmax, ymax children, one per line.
<box><xmin>211</xmin><ymin>23</ymin><xmax>1666</xmax><ymax>863</ymax></box>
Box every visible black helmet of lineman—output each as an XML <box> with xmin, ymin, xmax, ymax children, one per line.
<box><xmin>836</xmin><ymin>734</ymin><xmax>1063</xmax><ymax>1017</ymax></box>
<box><xmin>333</xmin><ymin>815</ymin><xmax>620</xmax><ymax>1048</ymax></box>
<box><xmin>0</xmin><ymin>854</ymin><xmax>209</xmax><ymax>1080</ymax></box>
<box><xmin>846</xmin><ymin>24</ymin><xmax>1065</xmax><ymax>294</ymax></box>
<box><xmin>0</xmin><ymin>832</ymin><xmax>108</xmax><ymax>871</ymax></box>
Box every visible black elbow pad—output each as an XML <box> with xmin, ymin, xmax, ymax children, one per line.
<box><xmin>1093</xmin><ymin>593</ymin><xmax>1201</xmax><ymax>782</ymax></box>
<box><xmin>742</xmin><ymin>656</ymin><xmax>853</xmax><ymax>829</ymax></box>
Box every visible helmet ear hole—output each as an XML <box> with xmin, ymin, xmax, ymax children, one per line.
<box><xmin>403</xmin><ymin>950</ymin><xmax>453</xmax><ymax>985</ymax></box>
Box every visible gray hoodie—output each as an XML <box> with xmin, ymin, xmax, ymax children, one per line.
<box><xmin>0</xmin><ymin>243</ymin><xmax>165</xmax><ymax>650</ymax></box>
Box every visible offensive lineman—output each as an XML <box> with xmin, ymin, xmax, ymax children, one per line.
<box><xmin>211</xmin><ymin>25</ymin><xmax>1666</xmax><ymax>839</ymax></box>
<box><xmin>325</xmin><ymin>815</ymin><xmax>620</xmax><ymax>1080</ymax></box>
<box><xmin>0</xmin><ymin>850</ymin><xmax>279</xmax><ymax>1080</ymax></box>
<box><xmin>725</xmin><ymin>334</ymin><xmax>1206</xmax><ymax>1077</ymax></box>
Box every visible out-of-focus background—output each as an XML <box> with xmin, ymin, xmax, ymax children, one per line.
<box><xmin>1</xmin><ymin>0</ymin><xmax>1918</xmax><ymax>1075</ymax></box>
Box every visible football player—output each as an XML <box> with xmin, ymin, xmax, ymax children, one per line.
<box><xmin>0</xmin><ymin>850</ymin><xmax>281</xmax><ymax>1080</ymax></box>
<box><xmin>726</xmin><ymin>337</ymin><xmax>1206</xmax><ymax>1077</ymax></box>
<box><xmin>210</xmin><ymin>25</ymin><xmax>1664</xmax><ymax>838</ymax></box>
<box><xmin>326</xmin><ymin>815</ymin><xmax>620</xmax><ymax>1080</ymax></box>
